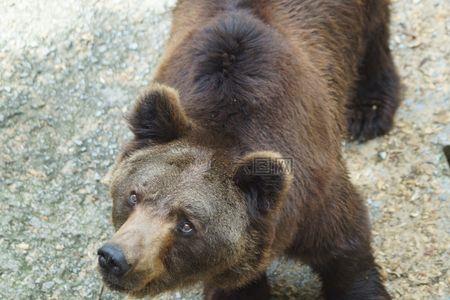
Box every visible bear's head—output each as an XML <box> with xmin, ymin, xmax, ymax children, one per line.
<box><xmin>97</xmin><ymin>84</ymin><xmax>292</xmax><ymax>297</ymax></box>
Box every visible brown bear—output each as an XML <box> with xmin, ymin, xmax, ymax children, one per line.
<box><xmin>97</xmin><ymin>0</ymin><xmax>400</xmax><ymax>299</ymax></box>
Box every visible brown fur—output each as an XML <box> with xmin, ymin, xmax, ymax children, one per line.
<box><xmin>98</xmin><ymin>0</ymin><xmax>400</xmax><ymax>299</ymax></box>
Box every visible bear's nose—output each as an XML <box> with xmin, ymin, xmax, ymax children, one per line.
<box><xmin>97</xmin><ymin>244</ymin><xmax>130</xmax><ymax>277</ymax></box>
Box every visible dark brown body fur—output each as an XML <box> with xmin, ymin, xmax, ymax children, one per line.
<box><xmin>100</xmin><ymin>0</ymin><xmax>399</xmax><ymax>299</ymax></box>
<box><xmin>155</xmin><ymin>1</ymin><xmax>398</xmax><ymax>298</ymax></box>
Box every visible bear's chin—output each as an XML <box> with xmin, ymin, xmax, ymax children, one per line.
<box><xmin>127</xmin><ymin>276</ymin><xmax>202</xmax><ymax>299</ymax></box>
<box><xmin>125</xmin><ymin>278</ymin><xmax>176</xmax><ymax>298</ymax></box>
<box><xmin>100</xmin><ymin>274</ymin><xmax>161</xmax><ymax>298</ymax></box>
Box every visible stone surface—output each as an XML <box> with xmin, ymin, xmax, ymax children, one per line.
<box><xmin>0</xmin><ymin>0</ymin><xmax>448</xmax><ymax>299</ymax></box>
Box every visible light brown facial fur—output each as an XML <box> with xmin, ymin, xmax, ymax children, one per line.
<box><xmin>110</xmin><ymin>207</ymin><xmax>170</xmax><ymax>278</ymax></box>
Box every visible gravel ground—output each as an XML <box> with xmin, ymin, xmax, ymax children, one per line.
<box><xmin>0</xmin><ymin>0</ymin><xmax>448</xmax><ymax>299</ymax></box>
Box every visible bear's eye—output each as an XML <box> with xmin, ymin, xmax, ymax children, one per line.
<box><xmin>177</xmin><ymin>220</ymin><xmax>195</xmax><ymax>235</ymax></box>
<box><xmin>128</xmin><ymin>193</ymin><xmax>138</xmax><ymax>207</ymax></box>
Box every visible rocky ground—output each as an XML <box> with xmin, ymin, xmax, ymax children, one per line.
<box><xmin>0</xmin><ymin>0</ymin><xmax>448</xmax><ymax>299</ymax></box>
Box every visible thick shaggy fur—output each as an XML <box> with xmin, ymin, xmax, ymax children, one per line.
<box><xmin>100</xmin><ymin>0</ymin><xmax>399</xmax><ymax>299</ymax></box>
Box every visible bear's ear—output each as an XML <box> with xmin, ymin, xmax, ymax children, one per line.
<box><xmin>127</xmin><ymin>84</ymin><xmax>190</xmax><ymax>142</ymax></box>
<box><xmin>233</xmin><ymin>151</ymin><xmax>292</xmax><ymax>216</ymax></box>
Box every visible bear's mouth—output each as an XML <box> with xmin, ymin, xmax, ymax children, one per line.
<box><xmin>99</xmin><ymin>268</ymin><xmax>143</xmax><ymax>294</ymax></box>
<box><xmin>104</xmin><ymin>281</ymin><xmax>128</xmax><ymax>293</ymax></box>
<box><xmin>100</xmin><ymin>271</ymin><xmax>162</xmax><ymax>297</ymax></box>
<box><xmin>103</xmin><ymin>278</ymin><xmax>155</xmax><ymax>296</ymax></box>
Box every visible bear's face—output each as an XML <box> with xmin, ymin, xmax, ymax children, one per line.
<box><xmin>104</xmin><ymin>143</ymin><xmax>248</xmax><ymax>296</ymax></box>
<box><xmin>98</xmin><ymin>84</ymin><xmax>292</xmax><ymax>297</ymax></box>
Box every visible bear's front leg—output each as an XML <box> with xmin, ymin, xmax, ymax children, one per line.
<box><xmin>312</xmin><ymin>253</ymin><xmax>390</xmax><ymax>300</ymax></box>
<box><xmin>204</xmin><ymin>273</ymin><xmax>271</xmax><ymax>300</ymax></box>
<box><xmin>295</xmin><ymin>173</ymin><xmax>391</xmax><ymax>299</ymax></box>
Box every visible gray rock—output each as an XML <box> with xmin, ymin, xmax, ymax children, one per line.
<box><xmin>0</xmin><ymin>0</ymin><xmax>448</xmax><ymax>299</ymax></box>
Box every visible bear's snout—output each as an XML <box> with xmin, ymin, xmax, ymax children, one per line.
<box><xmin>97</xmin><ymin>243</ymin><xmax>131</xmax><ymax>277</ymax></box>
